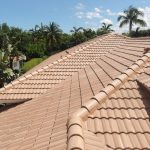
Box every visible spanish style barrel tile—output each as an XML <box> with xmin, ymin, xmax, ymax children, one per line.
<box><xmin>0</xmin><ymin>33</ymin><xmax>150</xmax><ymax>150</ymax></box>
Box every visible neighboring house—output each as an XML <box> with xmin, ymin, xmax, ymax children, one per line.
<box><xmin>12</xmin><ymin>58</ymin><xmax>20</xmax><ymax>70</ymax></box>
<box><xmin>0</xmin><ymin>33</ymin><xmax>150</xmax><ymax>150</ymax></box>
<box><xmin>12</xmin><ymin>55</ymin><xmax>26</xmax><ymax>71</ymax></box>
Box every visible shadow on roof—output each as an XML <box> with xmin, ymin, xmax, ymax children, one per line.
<box><xmin>138</xmin><ymin>83</ymin><xmax>150</xmax><ymax>121</ymax></box>
<box><xmin>0</xmin><ymin>103</ymin><xmax>23</xmax><ymax>113</ymax></box>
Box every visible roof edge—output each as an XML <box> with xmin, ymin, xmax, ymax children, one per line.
<box><xmin>0</xmin><ymin>98</ymin><xmax>31</xmax><ymax>104</ymax></box>
<box><xmin>67</xmin><ymin>52</ymin><xmax>150</xmax><ymax>150</ymax></box>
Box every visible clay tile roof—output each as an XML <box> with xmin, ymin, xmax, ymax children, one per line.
<box><xmin>67</xmin><ymin>52</ymin><xmax>150</xmax><ymax>150</ymax></box>
<box><xmin>0</xmin><ymin>33</ymin><xmax>150</xmax><ymax>150</ymax></box>
<box><xmin>0</xmin><ymin>33</ymin><xmax>126</xmax><ymax>104</ymax></box>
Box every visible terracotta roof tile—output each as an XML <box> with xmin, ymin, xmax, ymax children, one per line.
<box><xmin>0</xmin><ymin>34</ymin><xmax>150</xmax><ymax>149</ymax></box>
<box><xmin>67</xmin><ymin>52</ymin><xmax>150</xmax><ymax>150</ymax></box>
<box><xmin>1</xmin><ymin>34</ymin><xmax>126</xmax><ymax>103</ymax></box>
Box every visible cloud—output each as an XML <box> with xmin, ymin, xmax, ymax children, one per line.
<box><xmin>113</xmin><ymin>22</ymin><xmax>128</xmax><ymax>33</ymax></box>
<box><xmin>76</xmin><ymin>12</ymin><xmax>84</xmax><ymax>19</ymax></box>
<box><xmin>106</xmin><ymin>9</ymin><xmax>117</xmax><ymax>16</ymax></box>
<box><xmin>117</xmin><ymin>12</ymin><xmax>125</xmax><ymax>16</ymax></box>
<box><xmin>86</xmin><ymin>11</ymin><xmax>102</xmax><ymax>19</ymax></box>
<box><xmin>106</xmin><ymin>9</ymin><xmax>124</xmax><ymax>17</ymax></box>
<box><xmin>76</xmin><ymin>7</ymin><xmax>102</xmax><ymax>19</ymax></box>
<box><xmin>101</xmin><ymin>19</ymin><xmax>113</xmax><ymax>25</ymax></box>
<box><xmin>95</xmin><ymin>8</ymin><xmax>101</xmax><ymax>13</ymax></box>
<box><xmin>138</xmin><ymin>7</ymin><xmax>150</xmax><ymax>28</ymax></box>
<box><xmin>84</xmin><ymin>21</ymin><xmax>99</xmax><ymax>30</ymax></box>
<box><xmin>75</xmin><ymin>3</ymin><xmax>85</xmax><ymax>10</ymax></box>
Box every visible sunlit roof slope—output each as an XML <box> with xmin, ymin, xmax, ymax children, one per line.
<box><xmin>0</xmin><ymin>33</ymin><xmax>150</xmax><ymax>150</ymax></box>
<box><xmin>0</xmin><ymin>33</ymin><xmax>125</xmax><ymax>104</ymax></box>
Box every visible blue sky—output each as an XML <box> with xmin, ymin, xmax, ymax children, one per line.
<box><xmin>0</xmin><ymin>0</ymin><xmax>150</xmax><ymax>33</ymax></box>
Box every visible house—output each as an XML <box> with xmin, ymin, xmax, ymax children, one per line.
<box><xmin>12</xmin><ymin>55</ymin><xmax>26</xmax><ymax>71</ymax></box>
<box><xmin>0</xmin><ymin>33</ymin><xmax>150</xmax><ymax>150</ymax></box>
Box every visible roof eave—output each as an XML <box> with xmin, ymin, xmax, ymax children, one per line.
<box><xmin>0</xmin><ymin>98</ymin><xmax>31</xmax><ymax>104</ymax></box>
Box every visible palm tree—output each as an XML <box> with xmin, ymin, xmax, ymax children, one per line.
<box><xmin>118</xmin><ymin>6</ymin><xmax>147</xmax><ymax>34</ymax></box>
<box><xmin>45</xmin><ymin>22</ymin><xmax>62</xmax><ymax>52</ymax></box>
<box><xmin>101</xmin><ymin>23</ymin><xmax>114</xmax><ymax>33</ymax></box>
<box><xmin>83</xmin><ymin>28</ymin><xmax>96</xmax><ymax>39</ymax></box>
<box><xmin>38</xmin><ymin>23</ymin><xmax>46</xmax><ymax>40</ymax></box>
<box><xmin>97</xmin><ymin>23</ymin><xmax>113</xmax><ymax>35</ymax></box>
<box><xmin>0</xmin><ymin>23</ymin><xmax>10</xmax><ymax>34</ymax></box>
<box><xmin>135</xmin><ymin>27</ymin><xmax>140</xmax><ymax>35</ymax></box>
<box><xmin>70</xmin><ymin>27</ymin><xmax>85</xmax><ymax>45</ymax></box>
<box><xmin>70</xmin><ymin>27</ymin><xmax>83</xmax><ymax>35</ymax></box>
<box><xmin>29</xmin><ymin>25</ymin><xmax>40</xmax><ymax>42</ymax></box>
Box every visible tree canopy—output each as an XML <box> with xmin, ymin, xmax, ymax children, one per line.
<box><xmin>118</xmin><ymin>6</ymin><xmax>147</xmax><ymax>33</ymax></box>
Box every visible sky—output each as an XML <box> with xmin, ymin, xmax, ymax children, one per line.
<box><xmin>0</xmin><ymin>0</ymin><xmax>150</xmax><ymax>33</ymax></box>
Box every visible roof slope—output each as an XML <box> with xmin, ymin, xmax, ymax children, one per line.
<box><xmin>0</xmin><ymin>34</ymin><xmax>150</xmax><ymax>150</ymax></box>
<box><xmin>85</xmin><ymin>66</ymin><xmax>150</xmax><ymax>149</ymax></box>
<box><xmin>0</xmin><ymin>34</ymin><xmax>125</xmax><ymax>104</ymax></box>
<box><xmin>67</xmin><ymin>53</ymin><xmax>150</xmax><ymax>150</ymax></box>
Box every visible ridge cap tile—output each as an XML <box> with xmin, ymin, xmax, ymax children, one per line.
<box><xmin>53</xmin><ymin>61</ymin><xmax>58</xmax><ymax>64</ymax></box>
<box><xmin>67</xmin><ymin>53</ymin><xmax>149</xmax><ymax>150</ymax></box>
<box><xmin>11</xmin><ymin>80</ymin><xmax>20</xmax><ymax>86</ymax></box>
<box><xmin>43</xmin><ymin>65</ymin><xmax>49</xmax><ymax>70</ymax></box>
<box><xmin>31</xmin><ymin>71</ymin><xmax>39</xmax><ymax>76</ymax></box>
<box><xmin>4</xmin><ymin>83</ymin><xmax>13</xmax><ymax>89</ymax></box>
<box><xmin>18</xmin><ymin>76</ymin><xmax>26</xmax><ymax>82</ymax></box>
<box><xmin>48</xmin><ymin>63</ymin><xmax>53</xmax><ymax>66</ymax></box>
<box><xmin>37</xmin><ymin>68</ymin><xmax>44</xmax><ymax>73</ymax></box>
<box><xmin>25</xmin><ymin>74</ymin><xmax>33</xmax><ymax>78</ymax></box>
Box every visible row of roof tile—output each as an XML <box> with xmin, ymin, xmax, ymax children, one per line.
<box><xmin>0</xmin><ymin>33</ymin><xmax>150</xmax><ymax>150</ymax></box>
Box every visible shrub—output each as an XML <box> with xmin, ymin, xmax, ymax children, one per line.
<box><xmin>22</xmin><ymin>58</ymin><xmax>44</xmax><ymax>73</ymax></box>
<box><xmin>26</xmin><ymin>43</ymin><xmax>46</xmax><ymax>59</ymax></box>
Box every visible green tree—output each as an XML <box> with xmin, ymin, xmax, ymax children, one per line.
<box><xmin>26</xmin><ymin>42</ymin><xmax>45</xmax><ymax>59</ymax></box>
<box><xmin>118</xmin><ymin>6</ymin><xmax>147</xmax><ymax>34</ymax></box>
<box><xmin>83</xmin><ymin>28</ymin><xmax>96</xmax><ymax>40</ymax></box>
<box><xmin>70</xmin><ymin>27</ymin><xmax>86</xmax><ymax>45</ymax></box>
<box><xmin>0</xmin><ymin>23</ymin><xmax>10</xmax><ymax>34</ymax></box>
<box><xmin>45</xmin><ymin>22</ymin><xmax>62</xmax><ymax>52</ymax></box>
<box><xmin>70</xmin><ymin>27</ymin><xmax>83</xmax><ymax>35</ymax></box>
<box><xmin>0</xmin><ymin>40</ymin><xmax>15</xmax><ymax>87</ymax></box>
<box><xmin>60</xmin><ymin>33</ymin><xmax>72</xmax><ymax>50</ymax></box>
<box><xmin>101</xmin><ymin>23</ymin><xmax>113</xmax><ymax>33</ymax></box>
<box><xmin>29</xmin><ymin>25</ymin><xmax>40</xmax><ymax>42</ymax></box>
<box><xmin>97</xmin><ymin>23</ymin><xmax>113</xmax><ymax>35</ymax></box>
<box><xmin>0</xmin><ymin>50</ymin><xmax>16</xmax><ymax>87</ymax></box>
<box><xmin>0</xmin><ymin>27</ymin><xmax>26</xmax><ymax>87</ymax></box>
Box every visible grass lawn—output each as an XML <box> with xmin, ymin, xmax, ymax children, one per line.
<box><xmin>22</xmin><ymin>58</ymin><xmax>45</xmax><ymax>73</ymax></box>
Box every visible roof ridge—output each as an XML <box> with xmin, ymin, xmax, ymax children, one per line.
<box><xmin>0</xmin><ymin>34</ymin><xmax>113</xmax><ymax>93</ymax></box>
<box><xmin>67</xmin><ymin>52</ymin><xmax>150</xmax><ymax>150</ymax></box>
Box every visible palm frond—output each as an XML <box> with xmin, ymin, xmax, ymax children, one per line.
<box><xmin>135</xmin><ymin>19</ymin><xmax>147</xmax><ymax>27</ymax></box>
<box><xmin>119</xmin><ymin>19</ymin><xmax>129</xmax><ymax>27</ymax></box>
<box><xmin>117</xmin><ymin>15</ymin><xmax>127</xmax><ymax>21</ymax></box>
